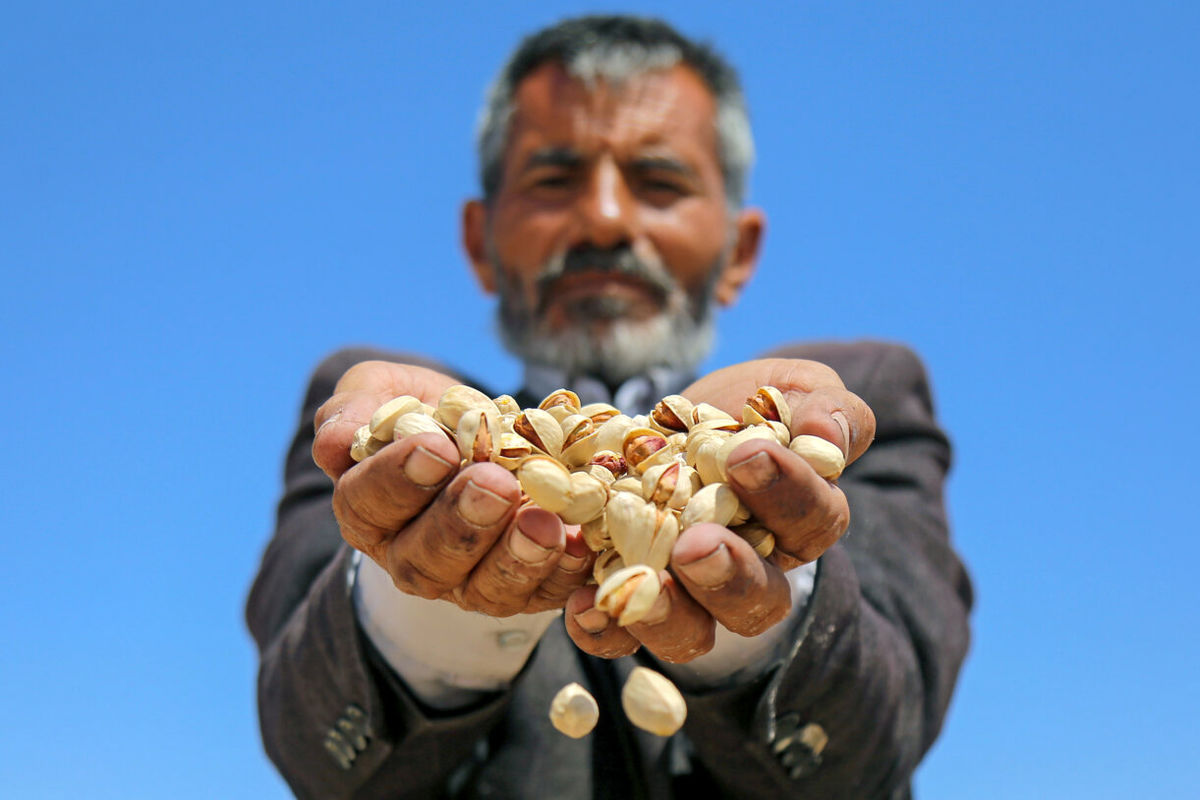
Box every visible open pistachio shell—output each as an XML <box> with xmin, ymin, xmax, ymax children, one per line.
<box><xmin>595</xmin><ymin>564</ymin><xmax>660</xmax><ymax>626</ymax></box>
<box><xmin>456</xmin><ymin>407</ymin><xmax>502</xmax><ymax>463</ymax></box>
<box><xmin>513</xmin><ymin>408</ymin><xmax>564</xmax><ymax>459</ymax></box>
<box><xmin>742</xmin><ymin>386</ymin><xmax>792</xmax><ymax>429</ymax></box>
<box><xmin>649</xmin><ymin>395</ymin><xmax>693</xmax><ymax>434</ymax></box>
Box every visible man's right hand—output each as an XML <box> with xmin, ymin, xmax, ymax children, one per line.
<box><xmin>311</xmin><ymin>360</ymin><xmax>593</xmax><ymax>616</ymax></box>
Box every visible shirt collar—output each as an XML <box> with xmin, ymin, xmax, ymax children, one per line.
<box><xmin>521</xmin><ymin>363</ymin><xmax>694</xmax><ymax>416</ymax></box>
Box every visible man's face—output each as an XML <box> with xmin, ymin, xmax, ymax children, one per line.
<box><xmin>464</xmin><ymin>61</ymin><xmax>763</xmax><ymax>383</ymax></box>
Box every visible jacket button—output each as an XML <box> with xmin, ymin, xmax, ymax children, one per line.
<box><xmin>772</xmin><ymin>720</ymin><xmax>827</xmax><ymax>779</ymax></box>
<box><xmin>324</xmin><ymin>704</ymin><xmax>372</xmax><ymax>770</ymax></box>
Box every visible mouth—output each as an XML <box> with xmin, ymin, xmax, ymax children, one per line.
<box><xmin>543</xmin><ymin>271</ymin><xmax>665</xmax><ymax>307</ymax></box>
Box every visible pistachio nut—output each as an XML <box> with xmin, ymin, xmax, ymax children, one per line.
<box><xmin>641</xmin><ymin>462</ymin><xmax>700</xmax><ymax>510</ymax></box>
<box><xmin>639</xmin><ymin>508</ymin><xmax>680</xmax><ymax>572</ymax></box>
<box><xmin>690</xmin><ymin>402</ymin><xmax>736</xmax><ymax>426</ymax></box>
<box><xmin>622</xmin><ymin>427</ymin><xmax>670</xmax><ymax>475</ymax></box>
<box><xmin>734</xmin><ymin>522</ymin><xmax>776</xmax><ymax>558</ymax></box>
<box><xmin>559</xmin><ymin>414</ymin><xmax>599</xmax><ymax>467</ymax></box>
<box><xmin>549</xmin><ymin>682</ymin><xmax>599</xmax><ymax>739</ymax></box>
<box><xmin>588</xmin><ymin>450</ymin><xmax>626</xmax><ymax>480</ymax></box>
<box><xmin>594</xmin><ymin>414</ymin><xmax>637</xmax><ymax>454</ymax></box>
<box><xmin>595</xmin><ymin>564</ymin><xmax>661</xmax><ymax>626</ymax></box>
<box><xmin>560</xmin><ymin>470</ymin><xmax>609</xmax><ymax>525</ymax></box>
<box><xmin>579</xmin><ymin>402</ymin><xmax>621</xmax><ymax>426</ymax></box>
<box><xmin>434</xmin><ymin>385</ymin><xmax>496</xmax><ymax>430</ymax></box>
<box><xmin>690</xmin><ymin>436</ymin><xmax>727</xmax><ymax>486</ymax></box>
<box><xmin>539</xmin><ymin>388</ymin><xmax>581</xmax><ymax>422</ymax></box>
<box><xmin>742</xmin><ymin>386</ymin><xmax>792</xmax><ymax>429</ymax></box>
<box><xmin>581</xmin><ymin>514</ymin><xmax>612</xmax><ymax>553</ymax></box>
<box><xmin>350</xmin><ymin>424</ymin><xmax>386</xmax><ymax>462</ymax></box>
<box><xmin>456</xmin><ymin>407</ymin><xmax>502</xmax><ymax>464</ymax></box>
<box><xmin>516</xmin><ymin>454</ymin><xmax>572</xmax><ymax>513</ymax></box>
<box><xmin>368</xmin><ymin>395</ymin><xmax>425</xmax><ymax>442</ymax></box>
<box><xmin>493</xmin><ymin>431</ymin><xmax>534</xmax><ymax>470</ymax></box>
<box><xmin>621</xmin><ymin>666</ymin><xmax>686</xmax><ymax>737</ymax></box>
<box><xmin>680</xmin><ymin>482</ymin><xmax>740</xmax><ymax>530</ymax></box>
<box><xmin>715</xmin><ymin>425</ymin><xmax>780</xmax><ymax>482</ymax></box>
<box><xmin>609</xmin><ymin>476</ymin><xmax>645</xmax><ymax>496</ymax></box>
<box><xmin>513</xmin><ymin>408</ymin><xmax>564</xmax><ymax>459</ymax></box>
<box><xmin>393</xmin><ymin>411</ymin><xmax>453</xmax><ymax>442</ymax></box>
<box><xmin>605</xmin><ymin>492</ymin><xmax>657</xmax><ymax>564</ymax></box>
<box><xmin>591</xmin><ymin>548</ymin><xmax>625</xmax><ymax>583</ymax></box>
<box><xmin>789</xmin><ymin>434</ymin><xmax>846</xmax><ymax>479</ymax></box>
<box><xmin>649</xmin><ymin>394</ymin><xmax>693</xmax><ymax>434</ymax></box>
<box><xmin>492</xmin><ymin>394</ymin><xmax>521</xmax><ymax>415</ymax></box>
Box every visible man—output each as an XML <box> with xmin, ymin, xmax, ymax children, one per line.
<box><xmin>247</xmin><ymin>15</ymin><xmax>972</xmax><ymax>799</ymax></box>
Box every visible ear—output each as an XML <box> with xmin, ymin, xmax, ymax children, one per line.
<box><xmin>462</xmin><ymin>199</ymin><xmax>496</xmax><ymax>294</ymax></box>
<box><xmin>712</xmin><ymin>207</ymin><xmax>765</xmax><ymax>306</ymax></box>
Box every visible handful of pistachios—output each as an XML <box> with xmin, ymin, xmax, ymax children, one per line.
<box><xmin>348</xmin><ymin>383</ymin><xmax>845</xmax><ymax>738</ymax></box>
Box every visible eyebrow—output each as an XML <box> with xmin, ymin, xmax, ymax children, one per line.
<box><xmin>522</xmin><ymin>147</ymin><xmax>583</xmax><ymax>171</ymax></box>
<box><xmin>630</xmin><ymin>155</ymin><xmax>697</xmax><ymax>179</ymax></box>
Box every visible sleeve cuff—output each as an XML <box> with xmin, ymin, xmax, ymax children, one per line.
<box><xmin>657</xmin><ymin>561</ymin><xmax>817</xmax><ymax>691</ymax></box>
<box><xmin>351</xmin><ymin>552</ymin><xmax>561</xmax><ymax>709</ymax></box>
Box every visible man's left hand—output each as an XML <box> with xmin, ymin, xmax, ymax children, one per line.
<box><xmin>564</xmin><ymin>358</ymin><xmax>875</xmax><ymax>663</ymax></box>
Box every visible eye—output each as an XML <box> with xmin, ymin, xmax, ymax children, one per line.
<box><xmin>637</xmin><ymin>176</ymin><xmax>688</xmax><ymax>205</ymax></box>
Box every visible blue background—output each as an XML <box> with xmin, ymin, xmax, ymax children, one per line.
<box><xmin>2</xmin><ymin>2</ymin><xmax>1197</xmax><ymax>797</ymax></box>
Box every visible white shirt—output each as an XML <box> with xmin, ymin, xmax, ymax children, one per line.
<box><xmin>352</xmin><ymin>365</ymin><xmax>816</xmax><ymax>708</ymax></box>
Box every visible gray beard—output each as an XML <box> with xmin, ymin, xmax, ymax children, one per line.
<box><xmin>493</xmin><ymin>245</ymin><xmax>720</xmax><ymax>386</ymax></box>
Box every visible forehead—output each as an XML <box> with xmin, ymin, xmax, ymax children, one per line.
<box><xmin>504</xmin><ymin>61</ymin><xmax>721</xmax><ymax>166</ymax></box>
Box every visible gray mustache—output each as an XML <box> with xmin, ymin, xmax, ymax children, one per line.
<box><xmin>536</xmin><ymin>246</ymin><xmax>676</xmax><ymax>302</ymax></box>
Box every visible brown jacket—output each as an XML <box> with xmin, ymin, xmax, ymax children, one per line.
<box><xmin>246</xmin><ymin>341</ymin><xmax>972</xmax><ymax>799</ymax></box>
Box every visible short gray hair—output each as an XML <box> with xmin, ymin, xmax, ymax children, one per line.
<box><xmin>476</xmin><ymin>15</ymin><xmax>755</xmax><ymax>210</ymax></box>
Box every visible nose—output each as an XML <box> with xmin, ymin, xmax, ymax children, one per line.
<box><xmin>574</xmin><ymin>158</ymin><xmax>636</xmax><ymax>250</ymax></box>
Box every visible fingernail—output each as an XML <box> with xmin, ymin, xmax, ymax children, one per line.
<box><xmin>404</xmin><ymin>445</ymin><xmax>455</xmax><ymax>487</ymax></box>
<box><xmin>509</xmin><ymin>510</ymin><xmax>560</xmax><ymax>564</ymax></box>
<box><xmin>574</xmin><ymin>608</ymin><xmax>610</xmax><ymax>633</ymax></box>
<box><xmin>457</xmin><ymin>480</ymin><xmax>511</xmax><ymax>526</ymax></box>
<box><xmin>831</xmin><ymin>410</ymin><xmax>850</xmax><ymax>456</ymax></box>
<box><xmin>679</xmin><ymin>544</ymin><xmax>735</xmax><ymax>588</ymax></box>
<box><xmin>316</xmin><ymin>409</ymin><xmax>342</xmax><ymax>436</ymax></box>
<box><xmin>726</xmin><ymin>450</ymin><xmax>779</xmax><ymax>493</ymax></box>
<box><xmin>557</xmin><ymin>552</ymin><xmax>587</xmax><ymax>573</ymax></box>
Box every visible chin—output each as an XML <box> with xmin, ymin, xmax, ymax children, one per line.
<box><xmin>501</xmin><ymin>308</ymin><xmax>715</xmax><ymax>385</ymax></box>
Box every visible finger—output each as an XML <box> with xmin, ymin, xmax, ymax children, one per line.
<box><xmin>722</xmin><ymin>439</ymin><xmax>851</xmax><ymax>564</ymax></box>
<box><xmin>681</xmin><ymin>358</ymin><xmax>875</xmax><ymax>464</ymax></box>
<box><xmin>332</xmin><ymin>432</ymin><xmax>461</xmax><ymax>559</ymax></box>
<box><xmin>525</xmin><ymin>530</ymin><xmax>596</xmax><ymax>613</ymax></box>
<box><xmin>457</xmin><ymin>505</ymin><xmax>568</xmax><ymax>616</ymax></box>
<box><xmin>380</xmin><ymin>461</ymin><xmax>523</xmax><ymax>599</ymax></box>
<box><xmin>313</xmin><ymin>360</ymin><xmax>460</xmax><ymax>480</ymax></box>
<box><xmin>782</xmin><ymin>384</ymin><xmax>875</xmax><ymax>466</ymax></box>
<box><xmin>565</xmin><ymin>585</ymin><xmax>641</xmax><ymax>659</ymax></box>
<box><xmin>621</xmin><ymin>572</ymin><xmax>716</xmax><ymax>663</ymax></box>
<box><xmin>671</xmin><ymin>523</ymin><xmax>792</xmax><ymax>637</ymax></box>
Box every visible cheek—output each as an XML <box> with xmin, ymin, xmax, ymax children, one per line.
<box><xmin>490</xmin><ymin>203</ymin><xmax>569</xmax><ymax>268</ymax></box>
<box><xmin>646</xmin><ymin>205</ymin><xmax>730</xmax><ymax>288</ymax></box>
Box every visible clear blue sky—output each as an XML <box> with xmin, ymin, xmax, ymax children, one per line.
<box><xmin>2</xmin><ymin>2</ymin><xmax>1197</xmax><ymax>797</ymax></box>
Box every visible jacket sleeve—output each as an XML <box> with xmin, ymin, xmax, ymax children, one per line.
<box><xmin>245</xmin><ymin>348</ymin><xmax>513</xmax><ymax>800</ymax></box>
<box><xmin>680</xmin><ymin>341</ymin><xmax>973</xmax><ymax>800</ymax></box>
